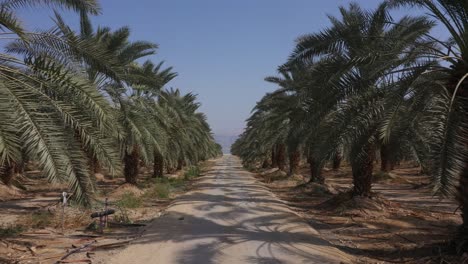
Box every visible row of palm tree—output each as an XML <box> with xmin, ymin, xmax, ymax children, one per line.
<box><xmin>232</xmin><ymin>0</ymin><xmax>468</xmax><ymax>251</ymax></box>
<box><xmin>0</xmin><ymin>0</ymin><xmax>222</xmax><ymax>206</ymax></box>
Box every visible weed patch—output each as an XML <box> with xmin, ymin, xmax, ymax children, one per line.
<box><xmin>116</xmin><ymin>192</ymin><xmax>143</xmax><ymax>208</ymax></box>
<box><xmin>0</xmin><ymin>224</ymin><xmax>24</xmax><ymax>237</ymax></box>
<box><xmin>29</xmin><ymin>211</ymin><xmax>53</xmax><ymax>228</ymax></box>
<box><xmin>145</xmin><ymin>182</ymin><xmax>170</xmax><ymax>199</ymax></box>
<box><xmin>184</xmin><ymin>166</ymin><xmax>201</xmax><ymax>180</ymax></box>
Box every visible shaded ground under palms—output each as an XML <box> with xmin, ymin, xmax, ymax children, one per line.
<box><xmin>263</xmin><ymin>164</ymin><xmax>461</xmax><ymax>263</ymax></box>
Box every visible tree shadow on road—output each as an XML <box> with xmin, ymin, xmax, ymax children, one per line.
<box><xmin>113</xmin><ymin>157</ymin><xmax>352</xmax><ymax>263</ymax></box>
<box><xmin>129</xmin><ymin>197</ymin><xmax>350</xmax><ymax>264</ymax></box>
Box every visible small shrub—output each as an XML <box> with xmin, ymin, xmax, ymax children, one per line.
<box><xmin>145</xmin><ymin>183</ymin><xmax>170</xmax><ymax>199</ymax></box>
<box><xmin>168</xmin><ymin>178</ymin><xmax>185</xmax><ymax>189</ymax></box>
<box><xmin>155</xmin><ymin>184</ymin><xmax>170</xmax><ymax>198</ymax></box>
<box><xmin>184</xmin><ymin>166</ymin><xmax>201</xmax><ymax>180</ymax></box>
<box><xmin>85</xmin><ymin>220</ymin><xmax>99</xmax><ymax>231</ymax></box>
<box><xmin>153</xmin><ymin>178</ymin><xmax>169</xmax><ymax>184</ymax></box>
<box><xmin>113</xmin><ymin>207</ymin><xmax>132</xmax><ymax>224</ymax></box>
<box><xmin>116</xmin><ymin>192</ymin><xmax>143</xmax><ymax>208</ymax></box>
<box><xmin>27</xmin><ymin>211</ymin><xmax>53</xmax><ymax>228</ymax></box>
<box><xmin>0</xmin><ymin>224</ymin><xmax>24</xmax><ymax>237</ymax></box>
<box><xmin>114</xmin><ymin>211</ymin><xmax>132</xmax><ymax>224</ymax></box>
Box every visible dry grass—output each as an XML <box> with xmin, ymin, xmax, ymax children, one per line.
<box><xmin>109</xmin><ymin>183</ymin><xmax>145</xmax><ymax>199</ymax></box>
<box><xmin>19</xmin><ymin>206</ymin><xmax>92</xmax><ymax>230</ymax></box>
<box><xmin>0</xmin><ymin>182</ymin><xmax>25</xmax><ymax>201</ymax></box>
<box><xmin>0</xmin><ymin>159</ymin><xmax>222</xmax><ymax>264</ymax></box>
<box><xmin>116</xmin><ymin>192</ymin><xmax>143</xmax><ymax>208</ymax></box>
<box><xmin>0</xmin><ymin>224</ymin><xmax>24</xmax><ymax>237</ymax></box>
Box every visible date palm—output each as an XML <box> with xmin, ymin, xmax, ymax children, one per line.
<box><xmin>288</xmin><ymin>3</ymin><xmax>434</xmax><ymax>196</ymax></box>
<box><xmin>53</xmin><ymin>12</ymin><xmax>167</xmax><ymax>184</ymax></box>
<box><xmin>231</xmin><ymin>87</ymin><xmax>291</xmax><ymax>172</ymax></box>
<box><xmin>118</xmin><ymin>62</ymin><xmax>177</xmax><ymax>184</ymax></box>
<box><xmin>387</xmin><ymin>0</ymin><xmax>468</xmax><ymax>251</ymax></box>
<box><xmin>156</xmin><ymin>89</ymin><xmax>220</xmax><ymax>173</ymax></box>
<box><xmin>7</xmin><ymin>11</ymin><xmax>162</xmax><ymax>186</ymax></box>
<box><xmin>235</xmin><ymin>3</ymin><xmax>435</xmax><ymax>198</ymax></box>
<box><xmin>0</xmin><ymin>0</ymin><xmax>119</xmax><ymax>205</ymax></box>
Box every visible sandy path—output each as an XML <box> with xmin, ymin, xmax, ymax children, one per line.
<box><xmin>106</xmin><ymin>155</ymin><xmax>352</xmax><ymax>264</ymax></box>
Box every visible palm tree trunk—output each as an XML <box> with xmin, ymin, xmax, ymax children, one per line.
<box><xmin>91</xmin><ymin>157</ymin><xmax>101</xmax><ymax>174</ymax></box>
<box><xmin>289</xmin><ymin>149</ymin><xmax>301</xmax><ymax>175</ymax></box>
<box><xmin>271</xmin><ymin>147</ymin><xmax>278</xmax><ymax>168</ymax></box>
<box><xmin>153</xmin><ymin>151</ymin><xmax>164</xmax><ymax>178</ymax></box>
<box><xmin>1</xmin><ymin>162</ymin><xmax>15</xmax><ymax>185</ymax></box>
<box><xmin>176</xmin><ymin>158</ymin><xmax>184</xmax><ymax>171</ymax></box>
<box><xmin>307</xmin><ymin>155</ymin><xmax>324</xmax><ymax>184</ymax></box>
<box><xmin>332</xmin><ymin>151</ymin><xmax>342</xmax><ymax>170</ymax></box>
<box><xmin>457</xmin><ymin>169</ymin><xmax>468</xmax><ymax>239</ymax></box>
<box><xmin>380</xmin><ymin>145</ymin><xmax>390</xmax><ymax>172</ymax></box>
<box><xmin>276</xmin><ymin>143</ymin><xmax>286</xmax><ymax>171</ymax></box>
<box><xmin>124</xmin><ymin>145</ymin><xmax>139</xmax><ymax>185</ymax></box>
<box><xmin>352</xmin><ymin>143</ymin><xmax>375</xmax><ymax>197</ymax></box>
<box><xmin>14</xmin><ymin>159</ymin><xmax>24</xmax><ymax>175</ymax></box>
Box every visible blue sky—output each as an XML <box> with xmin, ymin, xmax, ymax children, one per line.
<box><xmin>17</xmin><ymin>0</ymin><xmax>447</xmax><ymax>137</ymax></box>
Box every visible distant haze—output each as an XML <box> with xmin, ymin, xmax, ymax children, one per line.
<box><xmin>215</xmin><ymin>134</ymin><xmax>239</xmax><ymax>154</ymax></box>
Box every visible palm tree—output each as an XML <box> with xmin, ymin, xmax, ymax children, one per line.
<box><xmin>264</xmin><ymin>68</ymin><xmax>306</xmax><ymax>175</ymax></box>
<box><xmin>157</xmin><ymin>89</ymin><xmax>220</xmax><ymax>172</ymax></box>
<box><xmin>0</xmin><ymin>0</ymin><xmax>127</xmax><ymax>205</ymax></box>
<box><xmin>288</xmin><ymin>3</ymin><xmax>435</xmax><ymax>196</ymax></box>
<box><xmin>231</xmin><ymin>92</ymin><xmax>289</xmax><ymax>171</ymax></box>
<box><xmin>387</xmin><ymin>0</ymin><xmax>468</xmax><ymax>250</ymax></box>
<box><xmin>0</xmin><ymin>1</ymin><xmax>100</xmax><ymax>39</ymax></box>
<box><xmin>234</xmin><ymin>3</ymin><xmax>436</xmax><ymax>197</ymax></box>
<box><xmin>0</xmin><ymin>0</ymin><xmax>221</xmax><ymax>205</ymax></box>
<box><xmin>60</xmin><ymin>13</ymin><xmax>167</xmax><ymax>185</ymax></box>
<box><xmin>8</xmin><ymin>11</ymin><xmax>165</xmax><ymax>185</ymax></box>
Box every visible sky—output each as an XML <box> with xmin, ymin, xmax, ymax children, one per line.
<box><xmin>17</xmin><ymin>0</ymin><xmax>447</xmax><ymax>138</ymax></box>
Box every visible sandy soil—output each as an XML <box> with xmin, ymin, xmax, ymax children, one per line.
<box><xmin>0</xmin><ymin>161</ymin><xmax>211</xmax><ymax>263</ymax></box>
<box><xmin>262</xmin><ymin>163</ymin><xmax>462</xmax><ymax>263</ymax></box>
<box><xmin>102</xmin><ymin>155</ymin><xmax>353</xmax><ymax>264</ymax></box>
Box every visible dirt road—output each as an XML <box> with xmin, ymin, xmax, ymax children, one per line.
<box><xmin>106</xmin><ymin>155</ymin><xmax>352</xmax><ymax>264</ymax></box>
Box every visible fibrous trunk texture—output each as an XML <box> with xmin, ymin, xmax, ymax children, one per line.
<box><xmin>332</xmin><ymin>152</ymin><xmax>342</xmax><ymax>170</ymax></box>
<box><xmin>289</xmin><ymin>149</ymin><xmax>300</xmax><ymax>175</ymax></box>
<box><xmin>271</xmin><ymin>147</ymin><xmax>278</xmax><ymax>168</ymax></box>
<box><xmin>352</xmin><ymin>143</ymin><xmax>375</xmax><ymax>197</ymax></box>
<box><xmin>124</xmin><ymin>145</ymin><xmax>139</xmax><ymax>185</ymax></box>
<box><xmin>177</xmin><ymin>158</ymin><xmax>184</xmax><ymax>170</ymax></box>
<box><xmin>153</xmin><ymin>152</ymin><xmax>164</xmax><ymax>178</ymax></box>
<box><xmin>91</xmin><ymin>157</ymin><xmax>101</xmax><ymax>174</ymax></box>
<box><xmin>0</xmin><ymin>162</ymin><xmax>15</xmax><ymax>185</ymax></box>
<box><xmin>276</xmin><ymin>144</ymin><xmax>286</xmax><ymax>171</ymax></box>
<box><xmin>308</xmin><ymin>156</ymin><xmax>324</xmax><ymax>184</ymax></box>
<box><xmin>380</xmin><ymin>145</ymin><xmax>390</xmax><ymax>172</ymax></box>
